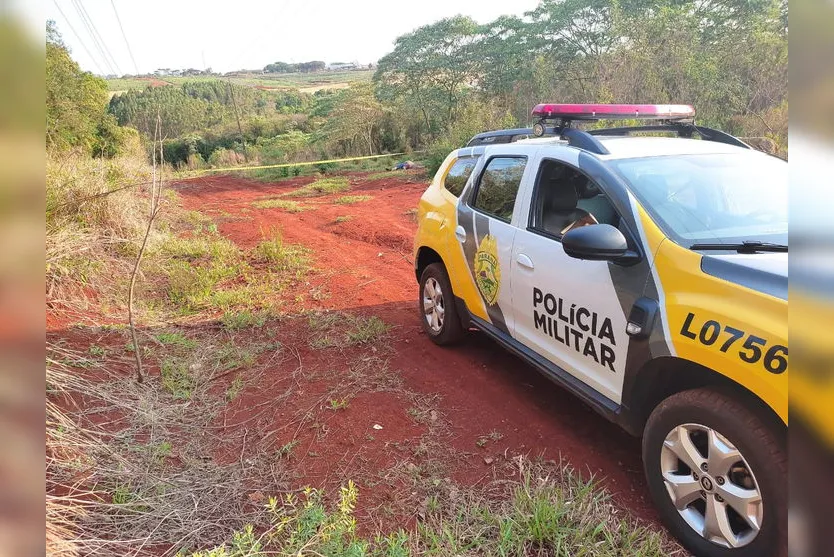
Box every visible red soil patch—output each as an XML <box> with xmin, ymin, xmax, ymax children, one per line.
<box><xmin>170</xmin><ymin>172</ymin><xmax>658</xmax><ymax>523</ymax></box>
<box><xmin>46</xmin><ymin>170</ymin><xmax>660</xmax><ymax>551</ymax></box>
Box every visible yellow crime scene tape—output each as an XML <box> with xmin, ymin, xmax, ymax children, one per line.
<box><xmin>199</xmin><ymin>152</ymin><xmax>410</xmax><ymax>174</ymax></box>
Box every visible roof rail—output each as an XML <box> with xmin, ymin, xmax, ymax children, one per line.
<box><xmin>465</xmin><ymin>122</ymin><xmax>750</xmax><ymax>153</ymax></box>
<box><xmin>465</xmin><ymin>126</ymin><xmax>609</xmax><ymax>154</ymax></box>
<box><xmin>588</xmin><ymin>123</ymin><xmax>751</xmax><ymax>149</ymax></box>
<box><xmin>466</xmin><ymin>128</ymin><xmax>534</xmax><ymax>146</ymax></box>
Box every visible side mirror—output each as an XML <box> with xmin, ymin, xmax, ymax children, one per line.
<box><xmin>562</xmin><ymin>224</ymin><xmax>637</xmax><ymax>263</ymax></box>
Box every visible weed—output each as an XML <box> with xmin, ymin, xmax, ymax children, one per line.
<box><xmin>149</xmin><ymin>440</ymin><xmax>173</xmax><ymax>464</ymax></box>
<box><xmin>251</xmin><ymin>199</ymin><xmax>310</xmax><ymax>212</ymax></box>
<box><xmin>88</xmin><ymin>345</ymin><xmax>106</xmax><ymax>357</ymax></box>
<box><xmin>334</xmin><ymin>215</ymin><xmax>352</xmax><ymax>223</ymax></box>
<box><xmin>477</xmin><ymin>430</ymin><xmax>504</xmax><ymax>448</ymax></box>
<box><xmin>225</xmin><ymin>375</ymin><xmax>245</xmax><ymax>401</ymax></box>
<box><xmin>282</xmin><ymin>177</ymin><xmax>350</xmax><ymax>198</ymax></box>
<box><xmin>160</xmin><ymin>358</ymin><xmax>195</xmax><ymax>400</ymax></box>
<box><xmin>276</xmin><ymin>439</ymin><xmax>299</xmax><ymax>458</ymax></box>
<box><xmin>307</xmin><ymin>312</ymin><xmax>389</xmax><ymax>349</ymax></box>
<box><xmin>221</xmin><ymin>310</ymin><xmax>267</xmax><ymax>330</ymax></box>
<box><xmin>253</xmin><ymin>235</ymin><xmax>310</xmax><ymax>273</ymax></box>
<box><xmin>346</xmin><ymin>316</ymin><xmax>390</xmax><ymax>344</ymax></box>
<box><xmin>111</xmin><ymin>484</ymin><xmax>137</xmax><ymax>505</ymax></box>
<box><xmin>211</xmin><ymin>341</ymin><xmax>267</xmax><ymax>373</ymax></box>
<box><xmin>333</xmin><ymin>195</ymin><xmax>371</xmax><ymax>205</ymax></box>
<box><xmin>328</xmin><ymin>398</ymin><xmax>350</xmax><ymax>411</ymax></box>
<box><xmin>155</xmin><ymin>331</ymin><xmax>197</xmax><ymax>349</ymax></box>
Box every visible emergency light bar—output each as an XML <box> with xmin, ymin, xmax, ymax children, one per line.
<box><xmin>530</xmin><ymin>104</ymin><xmax>695</xmax><ymax>137</ymax></box>
<box><xmin>531</xmin><ymin>103</ymin><xmax>695</xmax><ymax>121</ymax></box>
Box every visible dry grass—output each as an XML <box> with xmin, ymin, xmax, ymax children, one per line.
<box><xmin>46</xmin><ymin>336</ymin><xmax>287</xmax><ymax>556</ymax></box>
<box><xmin>333</xmin><ymin>195</ymin><xmax>372</xmax><ymax>205</ymax></box>
<box><xmin>46</xmin><ymin>148</ymin><xmax>157</xmax><ymax>312</ymax></box>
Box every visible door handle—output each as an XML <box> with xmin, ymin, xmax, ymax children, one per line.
<box><xmin>516</xmin><ymin>254</ymin><xmax>534</xmax><ymax>270</ymax></box>
<box><xmin>455</xmin><ymin>225</ymin><xmax>466</xmax><ymax>243</ymax></box>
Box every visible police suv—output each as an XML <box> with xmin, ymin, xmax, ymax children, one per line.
<box><xmin>413</xmin><ymin>104</ymin><xmax>787</xmax><ymax>557</ymax></box>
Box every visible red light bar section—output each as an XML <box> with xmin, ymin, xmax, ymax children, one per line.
<box><xmin>531</xmin><ymin>103</ymin><xmax>695</xmax><ymax>121</ymax></box>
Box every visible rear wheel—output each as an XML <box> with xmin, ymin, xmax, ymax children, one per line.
<box><xmin>643</xmin><ymin>388</ymin><xmax>786</xmax><ymax>557</ymax></box>
<box><xmin>418</xmin><ymin>263</ymin><xmax>464</xmax><ymax>345</ymax></box>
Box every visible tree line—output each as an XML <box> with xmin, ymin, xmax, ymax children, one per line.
<box><xmin>374</xmin><ymin>0</ymin><xmax>787</xmax><ymax>155</ymax></box>
<box><xmin>48</xmin><ymin>0</ymin><xmax>787</xmax><ymax>171</ymax></box>
<box><xmin>264</xmin><ymin>61</ymin><xmax>327</xmax><ymax>73</ymax></box>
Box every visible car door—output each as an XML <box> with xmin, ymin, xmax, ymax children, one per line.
<box><xmin>510</xmin><ymin>153</ymin><xmax>649</xmax><ymax>404</ymax></box>
<box><xmin>456</xmin><ymin>153</ymin><xmax>531</xmax><ymax>336</ymax></box>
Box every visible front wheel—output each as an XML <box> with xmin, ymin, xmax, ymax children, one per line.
<box><xmin>418</xmin><ymin>263</ymin><xmax>465</xmax><ymax>345</ymax></box>
<box><xmin>642</xmin><ymin>388</ymin><xmax>787</xmax><ymax>557</ymax></box>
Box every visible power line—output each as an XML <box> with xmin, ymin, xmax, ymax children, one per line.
<box><xmin>69</xmin><ymin>0</ymin><xmax>121</xmax><ymax>75</ymax></box>
<box><xmin>67</xmin><ymin>0</ymin><xmax>115</xmax><ymax>74</ymax></box>
<box><xmin>110</xmin><ymin>0</ymin><xmax>139</xmax><ymax>74</ymax></box>
<box><xmin>75</xmin><ymin>0</ymin><xmax>122</xmax><ymax>75</ymax></box>
<box><xmin>50</xmin><ymin>0</ymin><xmax>105</xmax><ymax>75</ymax></box>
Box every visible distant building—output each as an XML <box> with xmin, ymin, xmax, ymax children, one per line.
<box><xmin>328</xmin><ymin>62</ymin><xmax>358</xmax><ymax>71</ymax></box>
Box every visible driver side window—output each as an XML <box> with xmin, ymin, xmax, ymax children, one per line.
<box><xmin>530</xmin><ymin>159</ymin><xmax>620</xmax><ymax>238</ymax></box>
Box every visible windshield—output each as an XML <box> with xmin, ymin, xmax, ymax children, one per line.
<box><xmin>610</xmin><ymin>152</ymin><xmax>788</xmax><ymax>248</ymax></box>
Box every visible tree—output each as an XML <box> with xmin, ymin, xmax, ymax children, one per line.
<box><xmin>317</xmin><ymin>84</ymin><xmax>383</xmax><ymax>155</ymax></box>
<box><xmin>374</xmin><ymin>16</ymin><xmax>480</xmax><ymax>138</ymax></box>
<box><xmin>46</xmin><ymin>21</ymin><xmax>118</xmax><ymax>154</ymax></box>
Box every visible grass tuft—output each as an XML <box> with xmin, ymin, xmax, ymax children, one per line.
<box><xmin>307</xmin><ymin>312</ymin><xmax>390</xmax><ymax>349</ymax></box>
<box><xmin>334</xmin><ymin>215</ymin><xmax>352</xmax><ymax>223</ymax></box>
<box><xmin>251</xmin><ymin>199</ymin><xmax>311</xmax><ymax>212</ymax></box>
<box><xmin>282</xmin><ymin>177</ymin><xmax>350</xmax><ymax>198</ymax></box>
<box><xmin>333</xmin><ymin>195</ymin><xmax>371</xmax><ymax>205</ymax></box>
<box><xmin>253</xmin><ymin>235</ymin><xmax>310</xmax><ymax>273</ymax></box>
<box><xmin>221</xmin><ymin>310</ymin><xmax>267</xmax><ymax>330</ymax></box>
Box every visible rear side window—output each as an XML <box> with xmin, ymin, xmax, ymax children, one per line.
<box><xmin>472</xmin><ymin>157</ymin><xmax>527</xmax><ymax>222</ymax></box>
<box><xmin>443</xmin><ymin>157</ymin><xmax>478</xmax><ymax>197</ymax></box>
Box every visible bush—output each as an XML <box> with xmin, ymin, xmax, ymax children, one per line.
<box><xmin>208</xmin><ymin>148</ymin><xmax>245</xmax><ymax>168</ymax></box>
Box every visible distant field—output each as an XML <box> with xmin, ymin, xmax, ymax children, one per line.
<box><xmin>106</xmin><ymin>69</ymin><xmax>374</xmax><ymax>92</ymax></box>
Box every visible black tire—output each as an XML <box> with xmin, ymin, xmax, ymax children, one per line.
<box><xmin>418</xmin><ymin>263</ymin><xmax>465</xmax><ymax>345</ymax></box>
<box><xmin>642</xmin><ymin>388</ymin><xmax>787</xmax><ymax>557</ymax></box>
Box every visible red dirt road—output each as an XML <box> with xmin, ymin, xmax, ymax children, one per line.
<box><xmin>174</xmin><ymin>172</ymin><xmax>658</xmax><ymax>525</ymax></box>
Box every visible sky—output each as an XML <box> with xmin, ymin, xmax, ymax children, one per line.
<box><xmin>28</xmin><ymin>0</ymin><xmax>540</xmax><ymax>76</ymax></box>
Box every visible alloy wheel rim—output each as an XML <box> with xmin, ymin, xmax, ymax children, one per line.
<box><xmin>660</xmin><ymin>423</ymin><xmax>763</xmax><ymax>548</ymax></box>
<box><xmin>422</xmin><ymin>277</ymin><xmax>445</xmax><ymax>333</ymax></box>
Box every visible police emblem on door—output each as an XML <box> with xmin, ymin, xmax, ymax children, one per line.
<box><xmin>474</xmin><ymin>235</ymin><xmax>501</xmax><ymax>306</ymax></box>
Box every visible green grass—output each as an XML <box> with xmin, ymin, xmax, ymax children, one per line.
<box><xmin>182</xmin><ymin>461</ymin><xmax>672</xmax><ymax>556</ymax></box>
<box><xmin>225</xmin><ymin>375</ymin><xmax>245</xmax><ymax>401</ymax></box>
<box><xmin>333</xmin><ymin>195</ymin><xmax>371</xmax><ymax>205</ymax></box>
<box><xmin>276</xmin><ymin>439</ymin><xmax>300</xmax><ymax>458</ymax></box>
<box><xmin>253</xmin><ymin>236</ymin><xmax>310</xmax><ymax>273</ymax></box>
<box><xmin>160</xmin><ymin>358</ymin><xmax>195</xmax><ymax>400</ymax></box>
<box><xmin>251</xmin><ymin>199</ymin><xmax>311</xmax><ymax>212</ymax></box>
<box><xmin>106</xmin><ymin>70</ymin><xmax>375</xmax><ymax>92</ymax></box>
<box><xmin>155</xmin><ymin>331</ymin><xmax>197</xmax><ymax>349</ymax></box>
<box><xmin>364</xmin><ymin>170</ymin><xmax>400</xmax><ymax>180</ymax></box>
<box><xmin>221</xmin><ymin>310</ymin><xmax>267</xmax><ymax>330</ymax></box>
<box><xmin>282</xmin><ymin>177</ymin><xmax>350</xmax><ymax>198</ymax></box>
<box><xmin>328</xmin><ymin>398</ymin><xmax>350</xmax><ymax>411</ymax></box>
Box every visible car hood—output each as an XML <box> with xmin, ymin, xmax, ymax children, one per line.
<box><xmin>700</xmin><ymin>252</ymin><xmax>787</xmax><ymax>300</ymax></box>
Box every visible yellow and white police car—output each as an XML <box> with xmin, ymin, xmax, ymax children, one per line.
<box><xmin>413</xmin><ymin>104</ymin><xmax>787</xmax><ymax>557</ymax></box>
